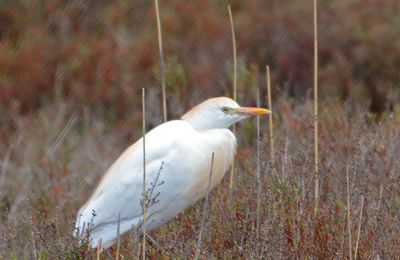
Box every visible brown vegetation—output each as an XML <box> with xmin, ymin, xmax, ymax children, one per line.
<box><xmin>1</xmin><ymin>0</ymin><xmax>399</xmax><ymax>121</ymax></box>
<box><xmin>1</xmin><ymin>0</ymin><xmax>400</xmax><ymax>258</ymax></box>
<box><xmin>0</xmin><ymin>98</ymin><xmax>399</xmax><ymax>258</ymax></box>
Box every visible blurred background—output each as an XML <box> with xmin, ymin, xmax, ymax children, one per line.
<box><xmin>1</xmin><ymin>0</ymin><xmax>400</xmax><ymax>257</ymax></box>
<box><xmin>0</xmin><ymin>0</ymin><xmax>399</xmax><ymax>133</ymax></box>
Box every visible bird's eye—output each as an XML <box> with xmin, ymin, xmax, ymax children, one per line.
<box><xmin>221</xmin><ymin>107</ymin><xmax>230</xmax><ymax>113</ymax></box>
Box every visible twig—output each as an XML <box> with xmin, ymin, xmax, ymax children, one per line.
<box><xmin>116</xmin><ymin>213</ymin><xmax>121</xmax><ymax>260</ymax></box>
<box><xmin>194</xmin><ymin>153</ymin><xmax>215</xmax><ymax>260</ymax></box>
<box><xmin>228</xmin><ymin>5</ymin><xmax>237</xmax><ymax>191</ymax></box>
<box><xmin>377</xmin><ymin>186</ymin><xmax>383</xmax><ymax>212</ymax></box>
<box><xmin>155</xmin><ymin>0</ymin><xmax>167</xmax><ymax>122</ymax></box>
<box><xmin>313</xmin><ymin>0</ymin><xmax>319</xmax><ymax>216</ymax></box>
<box><xmin>96</xmin><ymin>239</ymin><xmax>102</xmax><ymax>260</ymax></box>
<box><xmin>141</xmin><ymin>87</ymin><xmax>147</xmax><ymax>260</ymax></box>
<box><xmin>255</xmin><ymin>84</ymin><xmax>261</xmax><ymax>253</ymax></box>
<box><xmin>372</xmin><ymin>185</ymin><xmax>383</xmax><ymax>255</ymax></box>
<box><xmin>46</xmin><ymin>113</ymin><xmax>77</xmax><ymax>158</ymax></box>
<box><xmin>354</xmin><ymin>196</ymin><xmax>364</xmax><ymax>260</ymax></box>
<box><xmin>266</xmin><ymin>66</ymin><xmax>275</xmax><ymax>171</ymax></box>
<box><xmin>140</xmin><ymin>163</ymin><xmax>166</xmax><ymax>257</ymax></box>
<box><xmin>146</xmin><ymin>161</ymin><xmax>165</xmax><ymax>209</ymax></box>
<box><xmin>146</xmin><ymin>234</ymin><xmax>170</xmax><ymax>256</ymax></box>
<box><xmin>228</xmin><ymin>5</ymin><xmax>237</xmax><ymax>102</ymax></box>
<box><xmin>346</xmin><ymin>166</ymin><xmax>353</xmax><ymax>260</ymax></box>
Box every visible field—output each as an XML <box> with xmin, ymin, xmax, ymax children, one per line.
<box><xmin>1</xmin><ymin>98</ymin><xmax>400</xmax><ymax>258</ymax></box>
<box><xmin>1</xmin><ymin>0</ymin><xmax>400</xmax><ymax>258</ymax></box>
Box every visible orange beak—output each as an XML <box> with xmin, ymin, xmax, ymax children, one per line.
<box><xmin>234</xmin><ymin>107</ymin><xmax>271</xmax><ymax>115</ymax></box>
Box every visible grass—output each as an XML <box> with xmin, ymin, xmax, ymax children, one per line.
<box><xmin>0</xmin><ymin>97</ymin><xmax>399</xmax><ymax>258</ymax></box>
<box><xmin>1</xmin><ymin>0</ymin><xmax>400</xmax><ymax>258</ymax></box>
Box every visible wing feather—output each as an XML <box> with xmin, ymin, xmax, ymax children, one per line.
<box><xmin>75</xmin><ymin>120</ymin><xmax>237</xmax><ymax>249</ymax></box>
<box><xmin>75</xmin><ymin>121</ymin><xmax>202</xmax><ymax>245</ymax></box>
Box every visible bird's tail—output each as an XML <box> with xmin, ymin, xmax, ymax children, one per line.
<box><xmin>74</xmin><ymin>215</ymin><xmax>140</xmax><ymax>250</ymax></box>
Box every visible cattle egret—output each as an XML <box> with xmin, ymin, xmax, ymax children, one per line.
<box><xmin>74</xmin><ymin>97</ymin><xmax>270</xmax><ymax>249</ymax></box>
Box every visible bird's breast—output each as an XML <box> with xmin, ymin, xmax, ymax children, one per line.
<box><xmin>181</xmin><ymin>128</ymin><xmax>236</xmax><ymax>202</ymax></box>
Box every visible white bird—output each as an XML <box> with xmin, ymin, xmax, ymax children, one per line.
<box><xmin>74</xmin><ymin>97</ymin><xmax>270</xmax><ymax>249</ymax></box>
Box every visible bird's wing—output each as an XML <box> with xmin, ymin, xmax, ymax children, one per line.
<box><xmin>75</xmin><ymin>120</ymin><xmax>206</xmax><ymax>235</ymax></box>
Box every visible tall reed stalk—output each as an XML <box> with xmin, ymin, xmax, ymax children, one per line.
<box><xmin>346</xmin><ymin>167</ymin><xmax>353</xmax><ymax>260</ymax></box>
<box><xmin>155</xmin><ymin>0</ymin><xmax>167</xmax><ymax>122</ymax></box>
<box><xmin>194</xmin><ymin>153</ymin><xmax>215</xmax><ymax>260</ymax></box>
<box><xmin>141</xmin><ymin>88</ymin><xmax>147</xmax><ymax>260</ymax></box>
<box><xmin>228</xmin><ymin>5</ymin><xmax>237</xmax><ymax>191</ymax></box>
<box><xmin>255</xmin><ymin>84</ymin><xmax>261</xmax><ymax>253</ymax></box>
<box><xmin>313</xmin><ymin>0</ymin><xmax>319</xmax><ymax>216</ymax></box>
<box><xmin>266</xmin><ymin>66</ymin><xmax>275</xmax><ymax>168</ymax></box>
<box><xmin>115</xmin><ymin>214</ymin><xmax>121</xmax><ymax>260</ymax></box>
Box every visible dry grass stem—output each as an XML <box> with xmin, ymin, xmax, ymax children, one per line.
<box><xmin>46</xmin><ymin>114</ymin><xmax>77</xmax><ymax>158</ymax></box>
<box><xmin>266</xmin><ymin>65</ymin><xmax>275</xmax><ymax>166</ymax></box>
<box><xmin>194</xmin><ymin>153</ymin><xmax>215</xmax><ymax>260</ymax></box>
<box><xmin>141</xmin><ymin>87</ymin><xmax>147</xmax><ymax>260</ymax></box>
<box><xmin>377</xmin><ymin>186</ymin><xmax>383</xmax><ymax>212</ymax></box>
<box><xmin>255</xmin><ymin>85</ymin><xmax>261</xmax><ymax>252</ymax></box>
<box><xmin>146</xmin><ymin>234</ymin><xmax>169</xmax><ymax>256</ymax></box>
<box><xmin>313</xmin><ymin>0</ymin><xmax>319</xmax><ymax>216</ymax></box>
<box><xmin>354</xmin><ymin>196</ymin><xmax>364</xmax><ymax>260</ymax></box>
<box><xmin>228</xmin><ymin>5</ymin><xmax>237</xmax><ymax>102</ymax></box>
<box><xmin>116</xmin><ymin>214</ymin><xmax>121</xmax><ymax>260</ymax></box>
<box><xmin>372</xmin><ymin>186</ymin><xmax>384</xmax><ymax>255</ymax></box>
<box><xmin>155</xmin><ymin>0</ymin><xmax>167</xmax><ymax>122</ymax></box>
<box><xmin>346</xmin><ymin>166</ymin><xmax>353</xmax><ymax>260</ymax></box>
<box><xmin>96</xmin><ymin>239</ymin><xmax>102</xmax><ymax>260</ymax></box>
<box><xmin>228</xmin><ymin>5</ymin><xmax>237</xmax><ymax>191</ymax></box>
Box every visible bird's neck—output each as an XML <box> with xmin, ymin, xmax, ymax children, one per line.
<box><xmin>181</xmin><ymin>115</ymin><xmax>212</xmax><ymax>131</ymax></box>
<box><xmin>181</xmin><ymin>108</ymin><xmax>214</xmax><ymax>131</ymax></box>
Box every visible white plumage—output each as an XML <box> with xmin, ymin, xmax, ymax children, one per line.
<box><xmin>74</xmin><ymin>97</ymin><xmax>270</xmax><ymax>249</ymax></box>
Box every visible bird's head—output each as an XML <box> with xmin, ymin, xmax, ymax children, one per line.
<box><xmin>182</xmin><ymin>97</ymin><xmax>271</xmax><ymax>131</ymax></box>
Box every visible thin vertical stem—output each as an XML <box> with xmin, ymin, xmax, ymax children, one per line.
<box><xmin>194</xmin><ymin>153</ymin><xmax>215</xmax><ymax>260</ymax></box>
<box><xmin>255</xmin><ymin>85</ymin><xmax>261</xmax><ymax>251</ymax></box>
<box><xmin>228</xmin><ymin>5</ymin><xmax>237</xmax><ymax>191</ymax></box>
<box><xmin>141</xmin><ymin>88</ymin><xmax>147</xmax><ymax>260</ymax></box>
<box><xmin>346</xmin><ymin>167</ymin><xmax>353</xmax><ymax>260</ymax></box>
<box><xmin>354</xmin><ymin>196</ymin><xmax>364</xmax><ymax>260</ymax></box>
<box><xmin>377</xmin><ymin>186</ymin><xmax>383</xmax><ymax>212</ymax></box>
<box><xmin>372</xmin><ymin>186</ymin><xmax>383</xmax><ymax>255</ymax></box>
<box><xmin>155</xmin><ymin>0</ymin><xmax>167</xmax><ymax>122</ymax></box>
<box><xmin>115</xmin><ymin>213</ymin><xmax>121</xmax><ymax>260</ymax></box>
<box><xmin>96</xmin><ymin>239</ymin><xmax>102</xmax><ymax>260</ymax></box>
<box><xmin>313</xmin><ymin>0</ymin><xmax>319</xmax><ymax>216</ymax></box>
<box><xmin>228</xmin><ymin>5</ymin><xmax>237</xmax><ymax>102</ymax></box>
<box><xmin>266</xmin><ymin>66</ymin><xmax>275</xmax><ymax>164</ymax></box>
